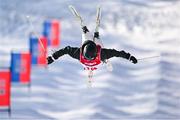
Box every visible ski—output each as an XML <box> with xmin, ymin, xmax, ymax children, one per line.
<box><xmin>69</xmin><ymin>5</ymin><xmax>84</xmax><ymax>27</ymax></box>
<box><xmin>95</xmin><ymin>6</ymin><xmax>101</xmax><ymax>32</ymax></box>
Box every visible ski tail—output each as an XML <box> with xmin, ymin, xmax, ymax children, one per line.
<box><xmin>68</xmin><ymin>5</ymin><xmax>83</xmax><ymax>27</ymax></box>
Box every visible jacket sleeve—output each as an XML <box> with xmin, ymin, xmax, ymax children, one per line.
<box><xmin>52</xmin><ymin>46</ymin><xmax>80</xmax><ymax>60</ymax></box>
<box><xmin>101</xmin><ymin>48</ymin><xmax>131</xmax><ymax>61</ymax></box>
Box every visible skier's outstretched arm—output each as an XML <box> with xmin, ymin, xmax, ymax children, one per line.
<box><xmin>101</xmin><ymin>48</ymin><xmax>138</xmax><ymax>64</ymax></box>
<box><xmin>47</xmin><ymin>46</ymin><xmax>80</xmax><ymax>64</ymax></box>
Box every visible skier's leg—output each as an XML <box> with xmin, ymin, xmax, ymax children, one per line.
<box><xmin>93</xmin><ymin>32</ymin><xmax>103</xmax><ymax>47</ymax></box>
<box><xmin>93</xmin><ymin>31</ymin><xmax>113</xmax><ymax>72</ymax></box>
<box><xmin>81</xmin><ymin>26</ymin><xmax>93</xmax><ymax>44</ymax></box>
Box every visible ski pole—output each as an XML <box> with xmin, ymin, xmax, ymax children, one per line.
<box><xmin>26</xmin><ymin>15</ymin><xmax>46</xmax><ymax>53</ymax></box>
<box><xmin>137</xmin><ymin>55</ymin><xmax>160</xmax><ymax>61</ymax></box>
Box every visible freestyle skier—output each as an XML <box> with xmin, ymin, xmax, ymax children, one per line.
<box><xmin>47</xmin><ymin>6</ymin><xmax>138</xmax><ymax>77</ymax></box>
<box><xmin>47</xmin><ymin>25</ymin><xmax>138</xmax><ymax>65</ymax></box>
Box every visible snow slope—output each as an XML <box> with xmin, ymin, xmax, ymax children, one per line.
<box><xmin>0</xmin><ymin>0</ymin><xmax>180</xmax><ymax>119</ymax></box>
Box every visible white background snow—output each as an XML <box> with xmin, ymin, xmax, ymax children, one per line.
<box><xmin>0</xmin><ymin>0</ymin><xmax>180</xmax><ymax>119</ymax></box>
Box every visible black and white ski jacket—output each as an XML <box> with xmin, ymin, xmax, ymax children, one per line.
<box><xmin>47</xmin><ymin>46</ymin><xmax>138</xmax><ymax>64</ymax></box>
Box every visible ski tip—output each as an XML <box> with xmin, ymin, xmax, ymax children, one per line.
<box><xmin>26</xmin><ymin>15</ymin><xmax>31</xmax><ymax>22</ymax></box>
<box><xmin>26</xmin><ymin>15</ymin><xmax>31</xmax><ymax>20</ymax></box>
<box><xmin>68</xmin><ymin>5</ymin><xmax>74</xmax><ymax>9</ymax></box>
<box><xmin>68</xmin><ymin>5</ymin><xmax>72</xmax><ymax>8</ymax></box>
<box><xmin>68</xmin><ymin>5</ymin><xmax>76</xmax><ymax>15</ymax></box>
<box><xmin>97</xmin><ymin>5</ymin><xmax>101</xmax><ymax>10</ymax></box>
<box><xmin>97</xmin><ymin>5</ymin><xmax>101</xmax><ymax>9</ymax></box>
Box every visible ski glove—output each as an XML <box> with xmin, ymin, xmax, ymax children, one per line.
<box><xmin>129</xmin><ymin>56</ymin><xmax>138</xmax><ymax>64</ymax></box>
<box><xmin>47</xmin><ymin>56</ymin><xmax>54</xmax><ymax>64</ymax></box>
